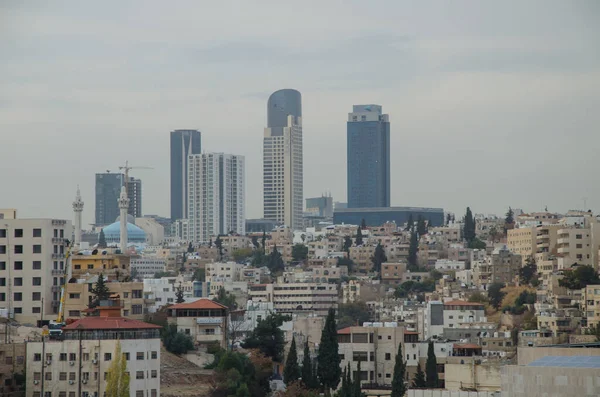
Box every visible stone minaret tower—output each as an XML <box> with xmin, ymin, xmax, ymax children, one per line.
<box><xmin>118</xmin><ymin>186</ymin><xmax>130</xmax><ymax>253</ymax></box>
<box><xmin>72</xmin><ymin>186</ymin><xmax>84</xmax><ymax>246</ymax></box>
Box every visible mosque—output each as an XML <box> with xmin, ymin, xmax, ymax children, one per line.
<box><xmin>101</xmin><ymin>214</ymin><xmax>147</xmax><ymax>245</ymax></box>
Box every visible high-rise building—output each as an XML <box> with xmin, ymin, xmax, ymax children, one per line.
<box><xmin>263</xmin><ymin>89</ymin><xmax>303</xmax><ymax>230</ymax></box>
<box><xmin>305</xmin><ymin>195</ymin><xmax>334</xmax><ymax>218</ymax></box>
<box><xmin>170</xmin><ymin>129</ymin><xmax>202</xmax><ymax>221</ymax></box>
<box><xmin>95</xmin><ymin>173</ymin><xmax>142</xmax><ymax>225</ymax></box>
<box><xmin>347</xmin><ymin>104</ymin><xmax>390</xmax><ymax>208</ymax></box>
<box><xmin>188</xmin><ymin>153</ymin><xmax>245</xmax><ymax>243</ymax></box>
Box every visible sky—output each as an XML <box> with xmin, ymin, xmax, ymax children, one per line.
<box><xmin>1</xmin><ymin>0</ymin><xmax>599</xmax><ymax>227</ymax></box>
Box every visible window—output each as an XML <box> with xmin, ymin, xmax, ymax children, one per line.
<box><xmin>5</xmin><ymin>356</ymin><xmax>12</xmax><ymax>364</ymax></box>
<box><xmin>0</xmin><ymin>278</ymin><xmax>5</xmax><ymax>287</ymax></box>
<box><xmin>13</xmin><ymin>307</ymin><xmax>21</xmax><ymax>314</ymax></box>
<box><xmin>14</xmin><ymin>278</ymin><xmax>22</xmax><ymax>286</ymax></box>
<box><xmin>33</xmin><ymin>261</ymin><xmax>41</xmax><ymax>270</ymax></box>
<box><xmin>15</xmin><ymin>245</ymin><xmax>23</xmax><ymax>254</ymax></box>
<box><xmin>87</xmin><ymin>264</ymin><xmax>93</xmax><ymax>269</ymax></box>
<box><xmin>136</xmin><ymin>371</ymin><xmax>144</xmax><ymax>379</ymax></box>
<box><xmin>386</xmin><ymin>373</ymin><xmax>391</xmax><ymax>378</ymax></box>
<box><xmin>74</xmin><ymin>265</ymin><xmax>81</xmax><ymax>270</ymax></box>
<box><xmin>59</xmin><ymin>372</ymin><xmax>67</xmax><ymax>381</ymax></box>
<box><xmin>69</xmin><ymin>353</ymin><xmax>76</xmax><ymax>361</ymax></box>
<box><xmin>17</xmin><ymin>356</ymin><xmax>24</xmax><ymax>364</ymax></box>
<box><xmin>34</xmin><ymin>372</ymin><xmax>41</xmax><ymax>380</ymax></box>
<box><xmin>151</xmin><ymin>370</ymin><xmax>157</xmax><ymax>378</ymax></box>
<box><xmin>32</xmin><ymin>307</ymin><xmax>41</xmax><ymax>313</ymax></box>
<box><xmin>60</xmin><ymin>353</ymin><xmax>67</xmax><ymax>361</ymax></box>
<box><xmin>385</xmin><ymin>353</ymin><xmax>391</xmax><ymax>360</ymax></box>
<box><xmin>83</xmin><ymin>353</ymin><xmax>89</xmax><ymax>361</ymax></box>
<box><xmin>69</xmin><ymin>393</ymin><xmax>75</xmax><ymax>397</ymax></box>
<box><xmin>68</xmin><ymin>310</ymin><xmax>80</xmax><ymax>317</ymax></box>
<box><xmin>33</xmin><ymin>229</ymin><xmax>42</xmax><ymax>237</ymax></box>
<box><xmin>69</xmin><ymin>372</ymin><xmax>76</xmax><ymax>381</ymax></box>
<box><xmin>151</xmin><ymin>390</ymin><xmax>157</xmax><ymax>397</ymax></box>
<box><xmin>14</xmin><ymin>292</ymin><xmax>22</xmax><ymax>301</ymax></box>
<box><xmin>14</xmin><ymin>262</ymin><xmax>23</xmax><ymax>270</ymax></box>
<box><xmin>0</xmin><ymin>229</ymin><xmax>5</xmax><ymax>238</ymax></box>
<box><xmin>132</xmin><ymin>290</ymin><xmax>143</xmax><ymax>298</ymax></box>
<box><xmin>45</xmin><ymin>372</ymin><xmax>52</xmax><ymax>380</ymax></box>
<box><xmin>33</xmin><ymin>277</ymin><xmax>42</xmax><ymax>286</ymax></box>
<box><xmin>204</xmin><ymin>329</ymin><xmax>215</xmax><ymax>335</ymax></box>
<box><xmin>151</xmin><ymin>351</ymin><xmax>157</xmax><ymax>359</ymax></box>
<box><xmin>0</xmin><ymin>293</ymin><xmax>4</xmax><ymax>301</ymax></box>
<box><xmin>0</xmin><ymin>246</ymin><xmax>5</xmax><ymax>254</ymax></box>
<box><xmin>104</xmin><ymin>353</ymin><xmax>112</xmax><ymax>361</ymax></box>
<box><xmin>59</xmin><ymin>393</ymin><xmax>66</xmax><ymax>397</ymax></box>
<box><xmin>33</xmin><ymin>245</ymin><xmax>42</xmax><ymax>254</ymax></box>
<box><xmin>34</xmin><ymin>353</ymin><xmax>42</xmax><ymax>362</ymax></box>
<box><xmin>0</xmin><ymin>262</ymin><xmax>4</xmax><ymax>270</ymax></box>
<box><xmin>132</xmin><ymin>304</ymin><xmax>143</xmax><ymax>315</ymax></box>
<box><xmin>136</xmin><ymin>352</ymin><xmax>144</xmax><ymax>360</ymax></box>
<box><xmin>14</xmin><ymin>229</ymin><xmax>23</xmax><ymax>238</ymax></box>
<box><xmin>576</xmin><ymin>244</ymin><xmax>583</xmax><ymax>249</ymax></box>
<box><xmin>136</xmin><ymin>391</ymin><xmax>144</xmax><ymax>397</ymax></box>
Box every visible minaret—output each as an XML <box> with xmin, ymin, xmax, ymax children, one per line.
<box><xmin>118</xmin><ymin>186</ymin><xmax>130</xmax><ymax>253</ymax></box>
<box><xmin>72</xmin><ymin>186</ymin><xmax>84</xmax><ymax>246</ymax></box>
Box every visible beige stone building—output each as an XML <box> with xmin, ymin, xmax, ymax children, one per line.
<box><xmin>71</xmin><ymin>253</ymin><xmax>131</xmax><ymax>280</ymax></box>
<box><xmin>248</xmin><ymin>282</ymin><xmax>338</xmax><ymax>315</ymax></box>
<box><xmin>472</xmin><ymin>246</ymin><xmax>521</xmax><ymax>288</ymax></box>
<box><xmin>582</xmin><ymin>284</ymin><xmax>600</xmax><ymax>329</ymax></box>
<box><xmin>0</xmin><ymin>342</ymin><xmax>26</xmax><ymax>396</ymax></box>
<box><xmin>381</xmin><ymin>262</ymin><xmax>407</xmax><ymax>285</ymax></box>
<box><xmin>168</xmin><ymin>299</ymin><xmax>229</xmax><ymax>348</ymax></box>
<box><xmin>349</xmin><ymin>245</ymin><xmax>376</xmax><ymax>273</ymax></box>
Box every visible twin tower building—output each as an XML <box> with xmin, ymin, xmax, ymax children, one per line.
<box><xmin>170</xmin><ymin>89</ymin><xmax>390</xmax><ymax>241</ymax></box>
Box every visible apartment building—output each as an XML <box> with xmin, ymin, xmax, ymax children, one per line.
<box><xmin>63</xmin><ymin>277</ymin><xmax>146</xmax><ymax>320</ymax></box>
<box><xmin>71</xmin><ymin>253</ymin><xmax>131</xmax><ymax>280</ymax></box>
<box><xmin>130</xmin><ymin>257</ymin><xmax>166</xmax><ymax>279</ymax></box>
<box><xmin>556</xmin><ymin>222</ymin><xmax>600</xmax><ymax>268</ymax></box>
<box><xmin>472</xmin><ymin>246</ymin><xmax>521</xmax><ymax>289</ymax></box>
<box><xmin>342</xmin><ymin>280</ymin><xmax>361</xmax><ymax>303</ymax></box>
<box><xmin>429</xmin><ymin>225</ymin><xmax>461</xmax><ymax>243</ymax></box>
<box><xmin>381</xmin><ymin>262</ymin><xmax>407</xmax><ymax>285</ymax></box>
<box><xmin>582</xmin><ymin>284</ymin><xmax>600</xmax><ymax>329</ymax></box>
<box><xmin>442</xmin><ymin>300</ymin><xmax>486</xmax><ymax>329</ymax></box>
<box><xmin>206</xmin><ymin>261</ymin><xmax>243</xmax><ymax>283</ymax></box>
<box><xmin>0</xmin><ymin>342</ymin><xmax>26</xmax><ymax>396</ymax></box>
<box><xmin>26</xmin><ymin>298</ymin><xmax>161</xmax><ymax>397</ymax></box>
<box><xmin>537</xmin><ymin>310</ymin><xmax>582</xmax><ymax>337</ymax></box>
<box><xmin>507</xmin><ymin>224</ymin><xmax>562</xmax><ymax>264</ymax></box>
<box><xmin>435</xmin><ymin>259</ymin><xmax>466</xmax><ymax>272</ymax></box>
<box><xmin>0</xmin><ymin>218</ymin><xmax>72</xmax><ymax>323</ymax></box>
<box><xmin>143</xmin><ymin>276</ymin><xmax>196</xmax><ymax>313</ymax></box>
<box><xmin>248</xmin><ymin>282</ymin><xmax>338</xmax><ymax>315</ymax></box>
<box><xmin>349</xmin><ymin>245</ymin><xmax>376</xmax><ymax>273</ymax></box>
<box><xmin>168</xmin><ymin>299</ymin><xmax>229</xmax><ymax>348</ymax></box>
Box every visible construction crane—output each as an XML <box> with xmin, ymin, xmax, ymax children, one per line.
<box><xmin>49</xmin><ymin>240</ymin><xmax>75</xmax><ymax>339</ymax></box>
<box><xmin>118</xmin><ymin>160</ymin><xmax>153</xmax><ymax>192</ymax></box>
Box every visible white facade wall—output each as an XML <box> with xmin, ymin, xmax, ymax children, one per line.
<box><xmin>131</xmin><ymin>257</ymin><xmax>165</xmax><ymax>279</ymax></box>
<box><xmin>206</xmin><ymin>262</ymin><xmax>244</xmax><ymax>283</ymax></box>
<box><xmin>435</xmin><ymin>259</ymin><xmax>466</xmax><ymax>271</ymax></box>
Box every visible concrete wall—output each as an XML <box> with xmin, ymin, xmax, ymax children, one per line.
<box><xmin>445</xmin><ymin>363</ymin><xmax>501</xmax><ymax>392</ymax></box>
<box><xmin>407</xmin><ymin>390</ymin><xmax>500</xmax><ymax>397</ymax></box>
<box><xmin>501</xmin><ymin>365</ymin><xmax>600</xmax><ymax>397</ymax></box>
<box><xmin>517</xmin><ymin>346</ymin><xmax>600</xmax><ymax>365</ymax></box>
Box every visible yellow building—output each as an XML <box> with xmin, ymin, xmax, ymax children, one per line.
<box><xmin>507</xmin><ymin>227</ymin><xmax>536</xmax><ymax>262</ymax></box>
<box><xmin>582</xmin><ymin>285</ymin><xmax>600</xmax><ymax>329</ymax></box>
<box><xmin>71</xmin><ymin>253</ymin><xmax>131</xmax><ymax>280</ymax></box>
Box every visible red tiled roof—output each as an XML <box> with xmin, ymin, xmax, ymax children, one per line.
<box><xmin>404</xmin><ymin>331</ymin><xmax>419</xmax><ymax>335</ymax></box>
<box><xmin>453</xmin><ymin>343</ymin><xmax>481</xmax><ymax>349</ymax></box>
<box><xmin>169</xmin><ymin>299</ymin><xmax>227</xmax><ymax>310</ymax></box>
<box><xmin>444</xmin><ymin>300</ymin><xmax>484</xmax><ymax>307</ymax></box>
<box><xmin>62</xmin><ymin>317</ymin><xmax>162</xmax><ymax>331</ymax></box>
<box><xmin>337</xmin><ymin>327</ymin><xmax>352</xmax><ymax>335</ymax></box>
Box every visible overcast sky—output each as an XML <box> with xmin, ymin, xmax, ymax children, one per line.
<box><xmin>1</xmin><ymin>1</ymin><xmax>599</xmax><ymax>227</ymax></box>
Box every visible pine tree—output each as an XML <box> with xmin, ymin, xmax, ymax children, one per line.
<box><xmin>411</xmin><ymin>363</ymin><xmax>426</xmax><ymax>388</ymax></box>
<box><xmin>361</xmin><ymin>218</ymin><xmax>367</xmax><ymax>230</ymax></box>
<box><xmin>98</xmin><ymin>229</ymin><xmax>107</xmax><ymax>248</ymax></box>
<box><xmin>417</xmin><ymin>216</ymin><xmax>426</xmax><ymax>236</ymax></box>
<box><xmin>261</xmin><ymin>231</ymin><xmax>267</xmax><ymax>254</ymax></box>
<box><xmin>391</xmin><ymin>343</ymin><xmax>406</xmax><ymax>397</ymax></box>
<box><xmin>405</xmin><ymin>214</ymin><xmax>414</xmax><ymax>231</ymax></box>
<box><xmin>371</xmin><ymin>243</ymin><xmax>387</xmax><ymax>273</ymax></box>
<box><xmin>505</xmin><ymin>207</ymin><xmax>514</xmax><ymax>224</ymax></box>
<box><xmin>355</xmin><ymin>227</ymin><xmax>364</xmax><ymax>246</ymax></box>
<box><xmin>317</xmin><ymin>308</ymin><xmax>341</xmax><ymax>395</ymax></box>
<box><xmin>175</xmin><ymin>283</ymin><xmax>185</xmax><ymax>303</ymax></box>
<box><xmin>105</xmin><ymin>342</ymin><xmax>129</xmax><ymax>397</ymax></box>
<box><xmin>267</xmin><ymin>246</ymin><xmax>285</xmax><ymax>273</ymax></box>
<box><xmin>343</xmin><ymin>236</ymin><xmax>353</xmax><ymax>253</ymax></box>
<box><xmin>408</xmin><ymin>227</ymin><xmax>419</xmax><ymax>270</ymax></box>
<box><xmin>187</xmin><ymin>242</ymin><xmax>194</xmax><ymax>253</ymax></box>
<box><xmin>353</xmin><ymin>359</ymin><xmax>362</xmax><ymax>397</ymax></box>
<box><xmin>284</xmin><ymin>336</ymin><xmax>300</xmax><ymax>384</ymax></box>
<box><xmin>425</xmin><ymin>341</ymin><xmax>439</xmax><ymax>388</ymax></box>
<box><xmin>215</xmin><ymin>235</ymin><xmax>223</xmax><ymax>260</ymax></box>
<box><xmin>90</xmin><ymin>273</ymin><xmax>110</xmax><ymax>308</ymax></box>
<box><xmin>301</xmin><ymin>340</ymin><xmax>316</xmax><ymax>389</ymax></box>
<box><xmin>463</xmin><ymin>207</ymin><xmax>476</xmax><ymax>243</ymax></box>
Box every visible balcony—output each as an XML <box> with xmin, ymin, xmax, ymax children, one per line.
<box><xmin>52</xmin><ymin>237</ymin><xmax>65</xmax><ymax>244</ymax></box>
<box><xmin>51</xmin><ymin>269</ymin><xmax>64</xmax><ymax>276</ymax></box>
<box><xmin>52</xmin><ymin>254</ymin><xmax>66</xmax><ymax>259</ymax></box>
<box><xmin>51</xmin><ymin>286</ymin><xmax>61</xmax><ymax>292</ymax></box>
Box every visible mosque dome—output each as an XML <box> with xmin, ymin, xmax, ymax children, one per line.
<box><xmin>101</xmin><ymin>220</ymin><xmax>147</xmax><ymax>244</ymax></box>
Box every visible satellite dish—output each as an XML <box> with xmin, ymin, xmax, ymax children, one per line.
<box><xmin>91</xmin><ymin>249</ymin><xmax>98</xmax><ymax>255</ymax></box>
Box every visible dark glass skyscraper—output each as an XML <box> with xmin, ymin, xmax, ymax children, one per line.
<box><xmin>347</xmin><ymin>105</ymin><xmax>390</xmax><ymax>208</ymax></box>
<box><xmin>170</xmin><ymin>129</ymin><xmax>201</xmax><ymax>220</ymax></box>
<box><xmin>95</xmin><ymin>172</ymin><xmax>124</xmax><ymax>225</ymax></box>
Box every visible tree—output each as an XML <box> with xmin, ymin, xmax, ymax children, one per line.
<box><xmin>463</xmin><ymin>207</ymin><xmax>476</xmax><ymax>243</ymax></box>
<box><xmin>175</xmin><ymin>283</ymin><xmax>185</xmax><ymax>303</ymax></box>
<box><xmin>353</xmin><ymin>359</ymin><xmax>363</xmax><ymax>397</ymax></box>
<box><xmin>98</xmin><ymin>229</ymin><xmax>107</xmax><ymax>248</ymax></box>
<box><xmin>468</xmin><ymin>292</ymin><xmax>488</xmax><ymax>304</ymax></box>
<box><xmin>343</xmin><ymin>236</ymin><xmax>353</xmax><ymax>253</ymax></box>
<box><xmin>488</xmin><ymin>282</ymin><xmax>506</xmax><ymax>309</ymax></box>
<box><xmin>371</xmin><ymin>243</ymin><xmax>387</xmax><ymax>273</ymax></box>
<box><xmin>468</xmin><ymin>237</ymin><xmax>486</xmax><ymax>249</ymax></box>
<box><xmin>267</xmin><ymin>246</ymin><xmax>285</xmax><ymax>273</ymax></box>
<box><xmin>261</xmin><ymin>231</ymin><xmax>267</xmax><ymax>254</ymax></box>
<box><xmin>187</xmin><ymin>242</ymin><xmax>194</xmax><ymax>253</ymax></box>
<box><xmin>193</xmin><ymin>268</ymin><xmax>205</xmax><ymax>282</ymax></box>
<box><xmin>519</xmin><ymin>256</ymin><xmax>538</xmax><ymax>285</ymax></box>
<box><xmin>337</xmin><ymin>302</ymin><xmax>371</xmax><ymax>329</ymax></box>
<box><xmin>105</xmin><ymin>342</ymin><xmax>129</xmax><ymax>397</ymax></box>
<box><xmin>391</xmin><ymin>343</ymin><xmax>407</xmax><ymax>397</ymax></box>
<box><xmin>411</xmin><ymin>363</ymin><xmax>426</xmax><ymax>388</ymax></box>
<box><xmin>339</xmin><ymin>365</ymin><xmax>350</xmax><ymax>397</ymax></box>
<box><xmin>210</xmin><ymin>350</ymin><xmax>272</xmax><ymax>397</ymax></box>
<box><xmin>251</xmin><ymin>235</ymin><xmax>260</xmax><ymax>249</ymax></box>
<box><xmin>584</xmin><ymin>324</ymin><xmax>600</xmax><ymax>342</ymax></box>
<box><xmin>284</xmin><ymin>336</ymin><xmax>300</xmax><ymax>384</ymax></box>
<box><xmin>488</xmin><ymin>226</ymin><xmax>500</xmax><ymax>243</ymax></box>
<box><xmin>89</xmin><ymin>273</ymin><xmax>110</xmax><ymax>308</ymax></box>
<box><xmin>405</xmin><ymin>214</ymin><xmax>414</xmax><ymax>231</ymax></box>
<box><xmin>242</xmin><ymin>313</ymin><xmax>290</xmax><ymax>362</ymax></box>
<box><xmin>337</xmin><ymin>257</ymin><xmax>355</xmax><ymax>273</ymax></box>
<box><xmin>505</xmin><ymin>207</ymin><xmax>514</xmax><ymax>225</ymax></box>
<box><xmin>162</xmin><ymin>323</ymin><xmax>194</xmax><ymax>355</ymax></box>
<box><xmin>301</xmin><ymin>340</ymin><xmax>317</xmax><ymax>389</ymax></box>
<box><xmin>276</xmin><ymin>382</ymin><xmax>320</xmax><ymax>397</ymax></box>
<box><xmin>408</xmin><ymin>227</ymin><xmax>419</xmax><ymax>269</ymax></box>
<box><xmin>417</xmin><ymin>216</ymin><xmax>427</xmax><ymax>236</ymax></box>
<box><xmin>317</xmin><ymin>308</ymin><xmax>342</xmax><ymax>395</ymax></box>
<box><xmin>355</xmin><ymin>228</ymin><xmax>364</xmax><ymax>246</ymax></box>
<box><xmin>232</xmin><ymin>247</ymin><xmax>253</xmax><ymax>262</ymax></box>
<box><xmin>361</xmin><ymin>218</ymin><xmax>367</xmax><ymax>230</ymax></box>
<box><xmin>559</xmin><ymin>265</ymin><xmax>600</xmax><ymax>290</ymax></box>
<box><xmin>425</xmin><ymin>341</ymin><xmax>438</xmax><ymax>388</ymax></box>
<box><xmin>292</xmin><ymin>244</ymin><xmax>309</xmax><ymax>262</ymax></box>
<box><xmin>215</xmin><ymin>235</ymin><xmax>224</xmax><ymax>260</ymax></box>
<box><xmin>213</xmin><ymin>287</ymin><xmax>237</xmax><ymax>310</ymax></box>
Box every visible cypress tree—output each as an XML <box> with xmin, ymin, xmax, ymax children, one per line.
<box><xmin>353</xmin><ymin>359</ymin><xmax>362</xmax><ymax>397</ymax></box>
<box><xmin>412</xmin><ymin>363</ymin><xmax>426</xmax><ymax>388</ymax></box>
<box><xmin>391</xmin><ymin>343</ymin><xmax>406</xmax><ymax>397</ymax></box>
<box><xmin>417</xmin><ymin>216</ymin><xmax>426</xmax><ymax>236</ymax></box>
<box><xmin>355</xmin><ymin>227</ymin><xmax>364</xmax><ymax>246</ymax></box>
<box><xmin>90</xmin><ymin>273</ymin><xmax>110</xmax><ymax>308</ymax></box>
<box><xmin>361</xmin><ymin>218</ymin><xmax>367</xmax><ymax>230</ymax></box>
<box><xmin>340</xmin><ymin>366</ymin><xmax>348</xmax><ymax>397</ymax></box>
<box><xmin>317</xmin><ymin>308</ymin><xmax>341</xmax><ymax>395</ymax></box>
<box><xmin>98</xmin><ymin>229</ymin><xmax>107</xmax><ymax>248</ymax></box>
<box><xmin>405</xmin><ymin>214</ymin><xmax>414</xmax><ymax>231</ymax></box>
<box><xmin>408</xmin><ymin>227</ymin><xmax>419</xmax><ymax>270</ymax></box>
<box><xmin>175</xmin><ymin>283</ymin><xmax>185</xmax><ymax>303</ymax></box>
<box><xmin>283</xmin><ymin>336</ymin><xmax>300</xmax><ymax>384</ymax></box>
<box><xmin>371</xmin><ymin>243</ymin><xmax>387</xmax><ymax>273</ymax></box>
<box><xmin>463</xmin><ymin>207</ymin><xmax>476</xmax><ymax>243</ymax></box>
<box><xmin>301</xmin><ymin>340</ymin><xmax>316</xmax><ymax>389</ymax></box>
<box><xmin>425</xmin><ymin>341</ymin><xmax>439</xmax><ymax>388</ymax></box>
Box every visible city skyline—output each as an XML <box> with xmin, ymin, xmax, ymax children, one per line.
<box><xmin>2</xmin><ymin>1</ymin><xmax>599</xmax><ymax>225</ymax></box>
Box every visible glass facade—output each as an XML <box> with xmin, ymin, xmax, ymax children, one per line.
<box><xmin>333</xmin><ymin>207</ymin><xmax>444</xmax><ymax>227</ymax></box>
<box><xmin>170</xmin><ymin>129</ymin><xmax>201</xmax><ymax>220</ymax></box>
<box><xmin>95</xmin><ymin>173</ymin><xmax>124</xmax><ymax>225</ymax></box>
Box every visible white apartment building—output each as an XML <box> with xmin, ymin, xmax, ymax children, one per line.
<box><xmin>170</xmin><ymin>218</ymin><xmax>190</xmax><ymax>242</ymax></box>
<box><xmin>26</xmin><ymin>305</ymin><xmax>161</xmax><ymax>397</ymax></box>
<box><xmin>206</xmin><ymin>261</ymin><xmax>244</xmax><ymax>283</ymax></box>
<box><xmin>130</xmin><ymin>257</ymin><xmax>166</xmax><ymax>279</ymax></box>
<box><xmin>442</xmin><ymin>300</ymin><xmax>486</xmax><ymax>329</ymax></box>
<box><xmin>556</xmin><ymin>217</ymin><xmax>600</xmax><ymax>269</ymax></box>
<box><xmin>263</xmin><ymin>89</ymin><xmax>303</xmax><ymax>230</ymax></box>
<box><xmin>188</xmin><ymin>152</ymin><xmax>245</xmax><ymax>243</ymax></box>
<box><xmin>435</xmin><ymin>259</ymin><xmax>466</xmax><ymax>272</ymax></box>
<box><xmin>248</xmin><ymin>282</ymin><xmax>338</xmax><ymax>316</ymax></box>
<box><xmin>143</xmin><ymin>276</ymin><xmax>195</xmax><ymax>312</ymax></box>
<box><xmin>0</xmin><ymin>218</ymin><xmax>72</xmax><ymax>324</ymax></box>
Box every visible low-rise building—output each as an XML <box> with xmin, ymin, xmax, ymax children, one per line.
<box><xmin>168</xmin><ymin>299</ymin><xmax>229</xmax><ymax>348</ymax></box>
<box><xmin>0</xmin><ymin>342</ymin><xmax>26</xmax><ymax>396</ymax></box>
<box><xmin>26</xmin><ymin>298</ymin><xmax>161</xmax><ymax>397</ymax></box>
<box><xmin>248</xmin><ymin>282</ymin><xmax>338</xmax><ymax>316</ymax></box>
<box><xmin>130</xmin><ymin>257</ymin><xmax>166</xmax><ymax>279</ymax></box>
<box><xmin>435</xmin><ymin>259</ymin><xmax>466</xmax><ymax>272</ymax></box>
<box><xmin>342</xmin><ymin>280</ymin><xmax>361</xmax><ymax>303</ymax></box>
<box><xmin>349</xmin><ymin>245</ymin><xmax>376</xmax><ymax>273</ymax></box>
<box><xmin>206</xmin><ymin>261</ymin><xmax>243</xmax><ymax>283</ymax></box>
<box><xmin>71</xmin><ymin>253</ymin><xmax>131</xmax><ymax>280</ymax></box>
<box><xmin>582</xmin><ymin>284</ymin><xmax>600</xmax><ymax>329</ymax></box>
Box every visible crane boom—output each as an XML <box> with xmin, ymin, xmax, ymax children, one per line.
<box><xmin>118</xmin><ymin>160</ymin><xmax>154</xmax><ymax>193</ymax></box>
<box><xmin>49</xmin><ymin>240</ymin><xmax>74</xmax><ymax>338</ymax></box>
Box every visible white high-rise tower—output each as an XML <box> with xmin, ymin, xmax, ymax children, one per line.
<box><xmin>263</xmin><ymin>89</ymin><xmax>303</xmax><ymax>230</ymax></box>
<box><xmin>118</xmin><ymin>186</ymin><xmax>130</xmax><ymax>253</ymax></box>
<box><xmin>72</xmin><ymin>186</ymin><xmax>84</xmax><ymax>246</ymax></box>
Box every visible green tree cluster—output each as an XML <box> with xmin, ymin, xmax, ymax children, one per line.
<box><xmin>162</xmin><ymin>323</ymin><xmax>194</xmax><ymax>355</ymax></box>
<box><xmin>408</xmin><ymin>227</ymin><xmax>419</xmax><ymax>269</ymax></box>
<box><xmin>210</xmin><ymin>350</ymin><xmax>272</xmax><ymax>397</ymax></box>
<box><xmin>232</xmin><ymin>247</ymin><xmax>253</xmax><ymax>262</ymax></box>
<box><xmin>519</xmin><ymin>256</ymin><xmax>538</xmax><ymax>285</ymax></box>
<box><xmin>318</xmin><ymin>308</ymin><xmax>342</xmax><ymax>396</ymax></box>
<box><xmin>394</xmin><ymin>279</ymin><xmax>436</xmax><ymax>299</ymax></box>
<box><xmin>337</xmin><ymin>257</ymin><xmax>355</xmax><ymax>273</ymax></box>
<box><xmin>411</xmin><ymin>363</ymin><xmax>426</xmax><ymax>388</ymax></box>
<box><xmin>487</xmin><ymin>282</ymin><xmax>506</xmax><ymax>309</ymax></box>
<box><xmin>89</xmin><ymin>273</ymin><xmax>110</xmax><ymax>308</ymax></box>
<box><xmin>391</xmin><ymin>343</ymin><xmax>407</xmax><ymax>397</ymax></box>
<box><xmin>343</xmin><ymin>236</ymin><xmax>353</xmax><ymax>253</ymax></box>
<box><xmin>98</xmin><ymin>229</ymin><xmax>107</xmax><ymax>248</ymax></box>
<box><xmin>213</xmin><ymin>287</ymin><xmax>237</xmax><ymax>310</ymax></box>
<box><xmin>336</xmin><ymin>302</ymin><xmax>372</xmax><ymax>329</ymax></box>
<box><xmin>242</xmin><ymin>313</ymin><xmax>290</xmax><ymax>362</ymax></box>
<box><xmin>292</xmin><ymin>244</ymin><xmax>309</xmax><ymax>262</ymax></box>
<box><xmin>468</xmin><ymin>237</ymin><xmax>486</xmax><ymax>249</ymax></box>
<box><xmin>301</xmin><ymin>340</ymin><xmax>319</xmax><ymax>390</ymax></box>
<box><xmin>193</xmin><ymin>268</ymin><xmax>206</xmax><ymax>282</ymax></box>
<box><xmin>559</xmin><ymin>265</ymin><xmax>600</xmax><ymax>290</ymax></box>
<box><xmin>425</xmin><ymin>341</ymin><xmax>439</xmax><ymax>388</ymax></box>
<box><xmin>267</xmin><ymin>246</ymin><xmax>286</xmax><ymax>273</ymax></box>
<box><xmin>355</xmin><ymin>228</ymin><xmax>364</xmax><ymax>246</ymax></box>
<box><xmin>417</xmin><ymin>215</ymin><xmax>427</xmax><ymax>236</ymax></box>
